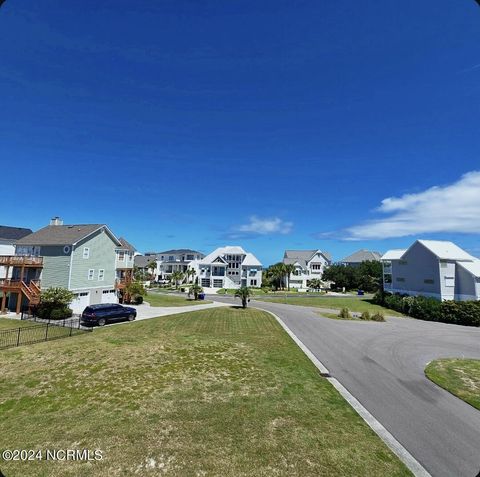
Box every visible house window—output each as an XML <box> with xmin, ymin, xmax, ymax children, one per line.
<box><xmin>424</xmin><ymin>279</ymin><xmax>434</xmax><ymax>284</ymax></box>
<box><xmin>311</xmin><ymin>264</ymin><xmax>322</xmax><ymax>270</ymax></box>
<box><xmin>83</xmin><ymin>247</ymin><xmax>90</xmax><ymax>259</ymax></box>
<box><xmin>399</xmin><ymin>260</ymin><xmax>408</xmax><ymax>265</ymax></box>
<box><xmin>118</xmin><ymin>251</ymin><xmax>125</xmax><ymax>261</ymax></box>
<box><xmin>169</xmin><ymin>255</ymin><xmax>174</xmax><ymax>261</ymax></box>
<box><xmin>444</xmin><ymin>277</ymin><xmax>455</xmax><ymax>287</ymax></box>
<box><xmin>396</xmin><ymin>277</ymin><xmax>405</xmax><ymax>282</ymax></box>
<box><xmin>384</xmin><ymin>274</ymin><xmax>392</xmax><ymax>284</ymax></box>
<box><xmin>98</xmin><ymin>269</ymin><xmax>105</xmax><ymax>281</ymax></box>
<box><xmin>88</xmin><ymin>269</ymin><xmax>95</xmax><ymax>280</ymax></box>
<box><xmin>251</xmin><ymin>279</ymin><xmax>257</xmax><ymax>286</ymax></box>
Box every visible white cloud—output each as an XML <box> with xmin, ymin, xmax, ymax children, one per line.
<box><xmin>236</xmin><ymin>216</ymin><xmax>293</xmax><ymax>236</ymax></box>
<box><xmin>344</xmin><ymin>171</ymin><xmax>480</xmax><ymax>240</ymax></box>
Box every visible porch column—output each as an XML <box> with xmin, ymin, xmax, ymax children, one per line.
<box><xmin>16</xmin><ymin>292</ymin><xmax>22</xmax><ymax>314</ymax></box>
<box><xmin>1</xmin><ymin>292</ymin><xmax>6</xmax><ymax>313</ymax></box>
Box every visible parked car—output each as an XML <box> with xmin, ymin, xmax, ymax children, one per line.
<box><xmin>81</xmin><ymin>303</ymin><xmax>137</xmax><ymax>327</ymax></box>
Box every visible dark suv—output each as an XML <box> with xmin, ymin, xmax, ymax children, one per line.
<box><xmin>81</xmin><ymin>303</ymin><xmax>137</xmax><ymax>327</ymax></box>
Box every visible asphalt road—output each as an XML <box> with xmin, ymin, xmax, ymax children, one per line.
<box><xmin>211</xmin><ymin>295</ymin><xmax>480</xmax><ymax>477</ymax></box>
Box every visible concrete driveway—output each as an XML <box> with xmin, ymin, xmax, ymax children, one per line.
<box><xmin>130</xmin><ymin>300</ymin><xmax>230</xmax><ymax>320</ymax></box>
<box><xmin>211</xmin><ymin>295</ymin><xmax>480</xmax><ymax>477</ymax></box>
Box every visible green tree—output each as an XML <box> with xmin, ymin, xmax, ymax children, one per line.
<box><xmin>124</xmin><ymin>280</ymin><xmax>147</xmax><ymax>304</ymax></box>
<box><xmin>284</xmin><ymin>263</ymin><xmax>296</xmax><ymax>291</ymax></box>
<box><xmin>147</xmin><ymin>260</ymin><xmax>157</xmax><ymax>281</ymax></box>
<box><xmin>307</xmin><ymin>278</ymin><xmax>323</xmax><ymax>290</ymax></box>
<box><xmin>170</xmin><ymin>271</ymin><xmax>184</xmax><ymax>289</ymax></box>
<box><xmin>38</xmin><ymin>287</ymin><xmax>75</xmax><ymax>319</ymax></box>
<box><xmin>188</xmin><ymin>283</ymin><xmax>203</xmax><ymax>300</ymax></box>
<box><xmin>235</xmin><ymin>286</ymin><xmax>251</xmax><ymax>308</ymax></box>
<box><xmin>186</xmin><ymin>267</ymin><xmax>197</xmax><ymax>284</ymax></box>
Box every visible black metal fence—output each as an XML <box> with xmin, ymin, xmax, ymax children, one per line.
<box><xmin>0</xmin><ymin>312</ymin><xmax>92</xmax><ymax>351</ymax></box>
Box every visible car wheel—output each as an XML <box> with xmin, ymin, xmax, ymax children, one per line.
<box><xmin>128</xmin><ymin>314</ymin><xmax>135</xmax><ymax>321</ymax></box>
<box><xmin>98</xmin><ymin>317</ymin><xmax>107</xmax><ymax>327</ymax></box>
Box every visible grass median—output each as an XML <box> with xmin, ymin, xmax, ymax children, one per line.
<box><xmin>146</xmin><ymin>292</ymin><xmax>212</xmax><ymax>307</ymax></box>
<box><xmin>0</xmin><ymin>307</ymin><xmax>410</xmax><ymax>476</ymax></box>
<box><xmin>425</xmin><ymin>358</ymin><xmax>480</xmax><ymax>410</ymax></box>
<box><xmin>256</xmin><ymin>295</ymin><xmax>402</xmax><ymax>316</ymax></box>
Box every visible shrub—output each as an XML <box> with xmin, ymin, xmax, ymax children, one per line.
<box><xmin>134</xmin><ymin>296</ymin><xmax>144</xmax><ymax>305</ymax></box>
<box><xmin>370</xmin><ymin>312</ymin><xmax>385</xmax><ymax>322</ymax></box>
<box><xmin>49</xmin><ymin>307</ymin><xmax>73</xmax><ymax>320</ymax></box>
<box><xmin>338</xmin><ymin>308</ymin><xmax>350</xmax><ymax>319</ymax></box>
<box><xmin>360</xmin><ymin>311</ymin><xmax>371</xmax><ymax>321</ymax></box>
<box><xmin>380</xmin><ymin>292</ymin><xmax>480</xmax><ymax>327</ymax></box>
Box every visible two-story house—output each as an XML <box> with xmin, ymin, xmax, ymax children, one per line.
<box><xmin>0</xmin><ymin>218</ymin><xmax>124</xmax><ymax>314</ymax></box>
<box><xmin>150</xmin><ymin>249</ymin><xmax>205</xmax><ymax>281</ymax></box>
<box><xmin>0</xmin><ymin>225</ymin><xmax>33</xmax><ymax>279</ymax></box>
<box><xmin>283</xmin><ymin>249</ymin><xmax>331</xmax><ymax>290</ymax></box>
<box><xmin>382</xmin><ymin>240</ymin><xmax>480</xmax><ymax>301</ymax></box>
<box><xmin>340</xmin><ymin>249</ymin><xmax>381</xmax><ymax>267</ymax></box>
<box><xmin>193</xmin><ymin>246</ymin><xmax>262</xmax><ymax>290</ymax></box>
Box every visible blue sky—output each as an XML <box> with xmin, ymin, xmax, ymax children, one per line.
<box><xmin>1</xmin><ymin>1</ymin><xmax>480</xmax><ymax>265</ymax></box>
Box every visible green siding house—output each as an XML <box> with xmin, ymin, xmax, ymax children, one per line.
<box><xmin>14</xmin><ymin>218</ymin><xmax>124</xmax><ymax>313</ymax></box>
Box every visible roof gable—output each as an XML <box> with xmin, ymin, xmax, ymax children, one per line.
<box><xmin>341</xmin><ymin>249</ymin><xmax>382</xmax><ymax>263</ymax></box>
<box><xmin>15</xmin><ymin>224</ymin><xmax>121</xmax><ymax>247</ymax></box>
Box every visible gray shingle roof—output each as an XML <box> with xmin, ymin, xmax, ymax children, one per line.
<box><xmin>0</xmin><ymin>225</ymin><xmax>33</xmax><ymax>241</ymax></box>
<box><xmin>118</xmin><ymin>237</ymin><xmax>136</xmax><ymax>252</ymax></box>
<box><xmin>341</xmin><ymin>249</ymin><xmax>381</xmax><ymax>263</ymax></box>
<box><xmin>134</xmin><ymin>255</ymin><xmax>151</xmax><ymax>268</ymax></box>
<box><xmin>15</xmin><ymin>224</ymin><xmax>118</xmax><ymax>246</ymax></box>
<box><xmin>283</xmin><ymin>249</ymin><xmax>331</xmax><ymax>267</ymax></box>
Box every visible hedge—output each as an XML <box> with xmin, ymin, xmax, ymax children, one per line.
<box><xmin>373</xmin><ymin>290</ymin><xmax>480</xmax><ymax>327</ymax></box>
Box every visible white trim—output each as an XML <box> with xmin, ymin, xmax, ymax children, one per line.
<box><xmin>68</xmin><ymin>246</ymin><xmax>74</xmax><ymax>289</ymax></box>
<box><xmin>87</xmin><ymin>269</ymin><xmax>95</xmax><ymax>280</ymax></box>
<box><xmin>82</xmin><ymin>247</ymin><xmax>90</xmax><ymax>259</ymax></box>
<box><xmin>98</xmin><ymin>269</ymin><xmax>105</xmax><ymax>281</ymax></box>
<box><xmin>69</xmin><ymin>285</ymin><xmax>116</xmax><ymax>291</ymax></box>
<box><xmin>72</xmin><ymin>225</ymin><xmax>122</xmax><ymax>247</ymax></box>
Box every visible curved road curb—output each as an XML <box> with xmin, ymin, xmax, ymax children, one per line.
<box><xmin>263</xmin><ymin>307</ymin><xmax>431</xmax><ymax>477</ymax></box>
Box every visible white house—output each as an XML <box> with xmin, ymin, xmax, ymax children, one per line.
<box><xmin>382</xmin><ymin>240</ymin><xmax>480</xmax><ymax>301</ymax></box>
<box><xmin>145</xmin><ymin>249</ymin><xmax>205</xmax><ymax>281</ymax></box>
<box><xmin>193</xmin><ymin>246</ymin><xmax>262</xmax><ymax>291</ymax></box>
<box><xmin>340</xmin><ymin>249</ymin><xmax>381</xmax><ymax>267</ymax></box>
<box><xmin>283</xmin><ymin>249</ymin><xmax>331</xmax><ymax>290</ymax></box>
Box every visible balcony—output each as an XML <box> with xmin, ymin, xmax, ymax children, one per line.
<box><xmin>0</xmin><ymin>256</ymin><xmax>43</xmax><ymax>267</ymax></box>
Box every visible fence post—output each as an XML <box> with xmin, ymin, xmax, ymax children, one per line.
<box><xmin>45</xmin><ymin>323</ymin><xmax>49</xmax><ymax>341</ymax></box>
<box><xmin>16</xmin><ymin>328</ymin><xmax>21</xmax><ymax>347</ymax></box>
<box><xmin>70</xmin><ymin>327</ymin><xmax>73</xmax><ymax>337</ymax></box>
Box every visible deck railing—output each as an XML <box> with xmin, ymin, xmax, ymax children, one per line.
<box><xmin>0</xmin><ymin>256</ymin><xmax>43</xmax><ymax>266</ymax></box>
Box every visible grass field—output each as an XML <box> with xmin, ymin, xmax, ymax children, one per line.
<box><xmin>425</xmin><ymin>359</ymin><xmax>480</xmax><ymax>410</ymax></box>
<box><xmin>256</xmin><ymin>295</ymin><xmax>403</xmax><ymax>316</ymax></box>
<box><xmin>146</xmin><ymin>292</ymin><xmax>212</xmax><ymax>307</ymax></box>
<box><xmin>0</xmin><ymin>318</ymin><xmax>33</xmax><ymax>330</ymax></box>
<box><xmin>0</xmin><ymin>307</ymin><xmax>410</xmax><ymax>476</ymax></box>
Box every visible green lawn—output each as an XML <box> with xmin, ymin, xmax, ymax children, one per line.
<box><xmin>217</xmin><ymin>288</ymin><xmax>279</xmax><ymax>296</ymax></box>
<box><xmin>0</xmin><ymin>318</ymin><xmax>33</xmax><ymax>330</ymax></box>
<box><xmin>256</xmin><ymin>295</ymin><xmax>403</xmax><ymax>316</ymax></box>
<box><xmin>0</xmin><ymin>308</ymin><xmax>410</xmax><ymax>477</ymax></box>
<box><xmin>425</xmin><ymin>359</ymin><xmax>480</xmax><ymax>410</ymax></box>
<box><xmin>146</xmin><ymin>292</ymin><xmax>212</xmax><ymax>307</ymax></box>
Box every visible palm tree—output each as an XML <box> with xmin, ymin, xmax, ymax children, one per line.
<box><xmin>307</xmin><ymin>278</ymin><xmax>322</xmax><ymax>291</ymax></box>
<box><xmin>186</xmin><ymin>267</ymin><xmax>197</xmax><ymax>284</ymax></box>
<box><xmin>188</xmin><ymin>283</ymin><xmax>203</xmax><ymax>300</ymax></box>
<box><xmin>147</xmin><ymin>260</ymin><xmax>157</xmax><ymax>281</ymax></box>
<box><xmin>284</xmin><ymin>263</ymin><xmax>296</xmax><ymax>291</ymax></box>
<box><xmin>235</xmin><ymin>286</ymin><xmax>251</xmax><ymax>308</ymax></box>
<box><xmin>170</xmin><ymin>271</ymin><xmax>184</xmax><ymax>289</ymax></box>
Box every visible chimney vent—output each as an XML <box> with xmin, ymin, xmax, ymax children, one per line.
<box><xmin>50</xmin><ymin>217</ymin><xmax>63</xmax><ymax>226</ymax></box>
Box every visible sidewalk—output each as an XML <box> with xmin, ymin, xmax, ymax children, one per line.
<box><xmin>130</xmin><ymin>300</ymin><xmax>230</xmax><ymax>321</ymax></box>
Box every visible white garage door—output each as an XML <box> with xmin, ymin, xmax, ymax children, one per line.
<box><xmin>71</xmin><ymin>292</ymin><xmax>90</xmax><ymax>313</ymax></box>
<box><xmin>101</xmin><ymin>289</ymin><xmax>117</xmax><ymax>304</ymax></box>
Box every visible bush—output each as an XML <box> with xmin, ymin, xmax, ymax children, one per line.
<box><xmin>360</xmin><ymin>311</ymin><xmax>371</xmax><ymax>321</ymax></box>
<box><xmin>134</xmin><ymin>296</ymin><xmax>144</xmax><ymax>305</ymax></box>
<box><xmin>338</xmin><ymin>308</ymin><xmax>350</xmax><ymax>319</ymax></box>
<box><xmin>49</xmin><ymin>307</ymin><xmax>73</xmax><ymax>320</ymax></box>
<box><xmin>370</xmin><ymin>312</ymin><xmax>385</xmax><ymax>322</ymax></box>
<box><xmin>380</xmin><ymin>292</ymin><xmax>480</xmax><ymax>327</ymax></box>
